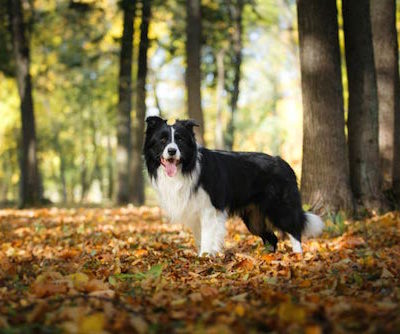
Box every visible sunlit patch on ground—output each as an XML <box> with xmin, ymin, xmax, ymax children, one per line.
<box><xmin>0</xmin><ymin>208</ymin><xmax>399</xmax><ymax>333</ymax></box>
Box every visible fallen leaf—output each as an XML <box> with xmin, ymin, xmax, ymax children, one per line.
<box><xmin>79</xmin><ymin>313</ymin><xmax>105</xmax><ymax>334</ymax></box>
<box><xmin>278</xmin><ymin>302</ymin><xmax>306</xmax><ymax>324</ymax></box>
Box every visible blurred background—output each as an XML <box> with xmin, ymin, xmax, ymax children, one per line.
<box><xmin>1</xmin><ymin>0</ymin><xmax>400</xmax><ymax>213</ymax></box>
<box><xmin>0</xmin><ymin>0</ymin><xmax>301</xmax><ymax>206</ymax></box>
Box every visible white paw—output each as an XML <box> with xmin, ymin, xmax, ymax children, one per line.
<box><xmin>289</xmin><ymin>234</ymin><xmax>303</xmax><ymax>253</ymax></box>
<box><xmin>198</xmin><ymin>247</ymin><xmax>221</xmax><ymax>257</ymax></box>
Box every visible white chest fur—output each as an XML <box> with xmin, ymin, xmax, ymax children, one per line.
<box><xmin>152</xmin><ymin>165</ymin><xmax>204</xmax><ymax>224</ymax></box>
<box><xmin>152</xmin><ymin>165</ymin><xmax>227</xmax><ymax>255</ymax></box>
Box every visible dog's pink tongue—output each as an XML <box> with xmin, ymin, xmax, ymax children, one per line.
<box><xmin>165</xmin><ymin>161</ymin><xmax>177</xmax><ymax>177</ymax></box>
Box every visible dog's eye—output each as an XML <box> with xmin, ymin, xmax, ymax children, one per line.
<box><xmin>175</xmin><ymin>136</ymin><xmax>183</xmax><ymax>142</ymax></box>
<box><xmin>161</xmin><ymin>137</ymin><xmax>167</xmax><ymax>144</ymax></box>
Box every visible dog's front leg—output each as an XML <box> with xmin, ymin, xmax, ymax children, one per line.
<box><xmin>186</xmin><ymin>218</ymin><xmax>202</xmax><ymax>252</ymax></box>
<box><xmin>199</xmin><ymin>209</ymin><xmax>226</xmax><ymax>256</ymax></box>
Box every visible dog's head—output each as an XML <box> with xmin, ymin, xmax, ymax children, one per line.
<box><xmin>144</xmin><ymin>116</ymin><xmax>199</xmax><ymax>178</ymax></box>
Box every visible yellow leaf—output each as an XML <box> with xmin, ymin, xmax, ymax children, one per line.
<box><xmin>278</xmin><ymin>302</ymin><xmax>306</xmax><ymax>324</ymax></box>
<box><xmin>67</xmin><ymin>272</ymin><xmax>89</xmax><ymax>290</ymax></box>
<box><xmin>234</xmin><ymin>304</ymin><xmax>245</xmax><ymax>317</ymax></box>
<box><xmin>79</xmin><ymin>313</ymin><xmax>105</xmax><ymax>334</ymax></box>
<box><xmin>233</xmin><ymin>234</ymin><xmax>241</xmax><ymax>242</ymax></box>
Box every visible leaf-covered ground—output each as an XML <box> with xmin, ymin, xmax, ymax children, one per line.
<box><xmin>0</xmin><ymin>208</ymin><xmax>399</xmax><ymax>334</ymax></box>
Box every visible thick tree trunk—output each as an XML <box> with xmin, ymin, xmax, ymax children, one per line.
<box><xmin>370</xmin><ymin>0</ymin><xmax>400</xmax><ymax>196</ymax></box>
<box><xmin>393</xmin><ymin>87</ymin><xmax>400</xmax><ymax>199</ymax></box>
<box><xmin>215</xmin><ymin>48</ymin><xmax>225</xmax><ymax>150</ymax></box>
<box><xmin>117</xmin><ymin>0</ymin><xmax>135</xmax><ymax>204</ymax></box>
<box><xmin>186</xmin><ymin>0</ymin><xmax>204</xmax><ymax>144</ymax></box>
<box><xmin>9</xmin><ymin>0</ymin><xmax>41</xmax><ymax>207</ymax></box>
<box><xmin>131</xmin><ymin>0</ymin><xmax>151</xmax><ymax>205</ymax></box>
<box><xmin>225</xmin><ymin>0</ymin><xmax>243</xmax><ymax>150</ymax></box>
<box><xmin>297</xmin><ymin>0</ymin><xmax>353</xmax><ymax>213</ymax></box>
<box><xmin>343</xmin><ymin>0</ymin><xmax>385</xmax><ymax>210</ymax></box>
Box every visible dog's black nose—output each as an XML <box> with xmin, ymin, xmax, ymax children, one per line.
<box><xmin>168</xmin><ymin>147</ymin><xmax>177</xmax><ymax>156</ymax></box>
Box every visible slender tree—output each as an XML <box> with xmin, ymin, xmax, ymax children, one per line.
<box><xmin>297</xmin><ymin>0</ymin><xmax>353</xmax><ymax>213</ymax></box>
<box><xmin>370</xmin><ymin>0</ymin><xmax>400</xmax><ymax>197</ymax></box>
<box><xmin>9</xmin><ymin>0</ymin><xmax>41</xmax><ymax>207</ymax></box>
<box><xmin>225</xmin><ymin>0</ymin><xmax>244</xmax><ymax>150</ymax></box>
<box><xmin>131</xmin><ymin>0</ymin><xmax>151</xmax><ymax>205</ymax></box>
<box><xmin>215</xmin><ymin>48</ymin><xmax>226</xmax><ymax>150</ymax></box>
<box><xmin>116</xmin><ymin>0</ymin><xmax>135</xmax><ymax>204</ymax></box>
<box><xmin>186</xmin><ymin>0</ymin><xmax>205</xmax><ymax>143</ymax></box>
<box><xmin>343</xmin><ymin>0</ymin><xmax>385</xmax><ymax>210</ymax></box>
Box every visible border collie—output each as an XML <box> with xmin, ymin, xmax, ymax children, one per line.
<box><xmin>143</xmin><ymin>116</ymin><xmax>324</xmax><ymax>256</ymax></box>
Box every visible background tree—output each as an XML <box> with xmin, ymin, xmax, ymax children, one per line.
<box><xmin>186</xmin><ymin>0</ymin><xmax>204</xmax><ymax>143</ymax></box>
<box><xmin>131</xmin><ymin>0</ymin><xmax>151</xmax><ymax>205</ymax></box>
<box><xmin>225</xmin><ymin>0</ymin><xmax>244</xmax><ymax>150</ymax></box>
<box><xmin>117</xmin><ymin>0</ymin><xmax>136</xmax><ymax>204</ymax></box>
<box><xmin>370</xmin><ymin>0</ymin><xmax>400</xmax><ymax>199</ymax></box>
<box><xmin>343</xmin><ymin>0</ymin><xmax>385</xmax><ymax>210</ymax></box>
<box><xmin>8</xmin><ymin>0</ymin><xmax>41</xmax><ymax>207</ymax></box>
<box><xmin>214</xmin><ymin>47</ymin><xmax>226</xmax><ymax>150</ymax></box>
<box><xmin>297</xmin><ymin>0</ymin><xmax>353</xmax><ymax>213</ymax></box>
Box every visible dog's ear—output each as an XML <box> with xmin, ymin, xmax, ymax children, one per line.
<box><xmin>146</xmin><ymin>116</ymin><xmax>166</xmax><ymax>130</ymax></box>
<box><xmin>178</xmin><ymin>119</ymin><xmax>199</xmax><ymax>133</ymax></box>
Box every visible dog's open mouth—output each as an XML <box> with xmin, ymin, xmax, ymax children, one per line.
<box><xmin>161</xmin><ymin>157</ymin><xmax>180</xmax><ymax>177</ymax></box>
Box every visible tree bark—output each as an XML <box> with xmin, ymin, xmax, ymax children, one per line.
<box><xmin>393</xmin><ymin>84</ymin><xmax>400</xmax><ymax>199</ymax></box>
<box><xmin>343</xmin><ymin>0</ymin><xmax>385</xmax><ymax>210</ymax></box>
<box><xmin>225</xmin><ymin>0</ymin><xmax>244</xmax><ymax>150</ymax></box>
<box><xmin>297</xmin><ymin>0</ymin><xmax>353</xmax><ymax>213</ymax></box>
<box><xmin>131</xmin><ymin>0</ymin><xmax>151</xmax><ymax>205</ymax></box>
<box><xmin>117</xmin><ymin>0</ymin><xmax>135</xmax><ymax>204</ymax></box>
<box><xmin>9</xmin><ymin>0</ymin><xmax>41</xmax><ymax>207</ymax></box>
<box><xmin>215</xmin><ymin>48</ymin><xmax>225</xmax><ymax>150</ymax></box>
<box><xmin>186</xmin><ymin>0</ymin><xmax>204</xmax><ymax>144</ymax></box>
<box><xmin>370</xmin><ymin>0</ymin><xmax>400</xmax><ymax>196</ymax></box>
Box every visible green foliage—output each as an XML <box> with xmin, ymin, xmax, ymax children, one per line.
<box><xmin>325</xmin><ymin>211</ymin><xmax>348</xmax><ymax>236</ymax></box>
<box><xmin>109</xmin><ymin>264</ymin><xmax>163</xmax><ymax>284</ymax></box>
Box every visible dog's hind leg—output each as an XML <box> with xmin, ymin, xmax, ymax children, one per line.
<box><xmin>289</xmin><ymin>233</ymin><xmax>302</xmax><ymax>253</ymax></box>
<box><xmin>241</xmin><ymin>205</ymin><xmax>278</xmax><ymax>252</ymax></box>
<box><xmin>261</xmin><ymin>231</ymin><xmax>278</xmax><ymax>252</ymax></box>
<box><xmin>267</xmin><ymin>210</ymin><xmax>304</xmax><ymax>253</ymax></box>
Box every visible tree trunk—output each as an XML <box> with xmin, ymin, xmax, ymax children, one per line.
<box><xmin>9</xmin><ymin>0</ymin><xmax>41</xmax><ymax>207</ymax></box>
<box><xmin>117</xmin><ymin>0</ymin><xmax>136</xmax><ymax>204</ymax></box>
<box><xmin>343</xmin><ymin>0</ymin><xmax>385</xmax><ymax>210</ymax></box>
<box><xmin>393</xmin><ymin>85</ymin><xmax>400</xmax><ymax>199</ymax></box>
<box><xmin>107</xmin><ymin>133</ymin><xmax>114</xmax><ymax>201</ymax></box>
<box><xmin>297</xmin><ymin>0</ymin><xmax>353</xmax><ymax>213</ymax></box>
<box><xmin>370</xmin><ymin>0</ymin><xmax>400</xmax><ymax>196</ymax></box>
<box><xmin>131</xmin><ymin>0</ymin><xmax>151</xmax><ymax>205</ymax></box>
<box><xmin>186</xmin><ymin>0</ymin><xmax>204</xmax><ymax>144</ymax></box>
<box><xmin>54</xmin><ymin>132</ymin><xmax>67</xmax><ymax>203</ymax></box>
<box><xmin>215</xmin><ymin>48</ymin><xmax>225</xmax><ymax>150</ymax></box>
<box><xmin>225</xmin><ymin>0</ymin><xmax>244</xmax><ymax>151</ymax></box>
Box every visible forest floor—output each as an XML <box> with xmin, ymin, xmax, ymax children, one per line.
<box><xmin>0</xmin><ymin>207</ymin><xmax>399</xmax><ymax>334</ymax></box>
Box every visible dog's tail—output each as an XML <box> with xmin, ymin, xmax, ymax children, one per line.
<box><xmin>302</xmin><ymin>212</ymin><xmax>324</xmax><ymax>239</ymax></box>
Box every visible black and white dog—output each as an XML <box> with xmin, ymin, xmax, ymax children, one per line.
<box><xmin>143</xmin><ymin>116</ymin><xmax>323</xmax><ymax>256</ymax></box>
